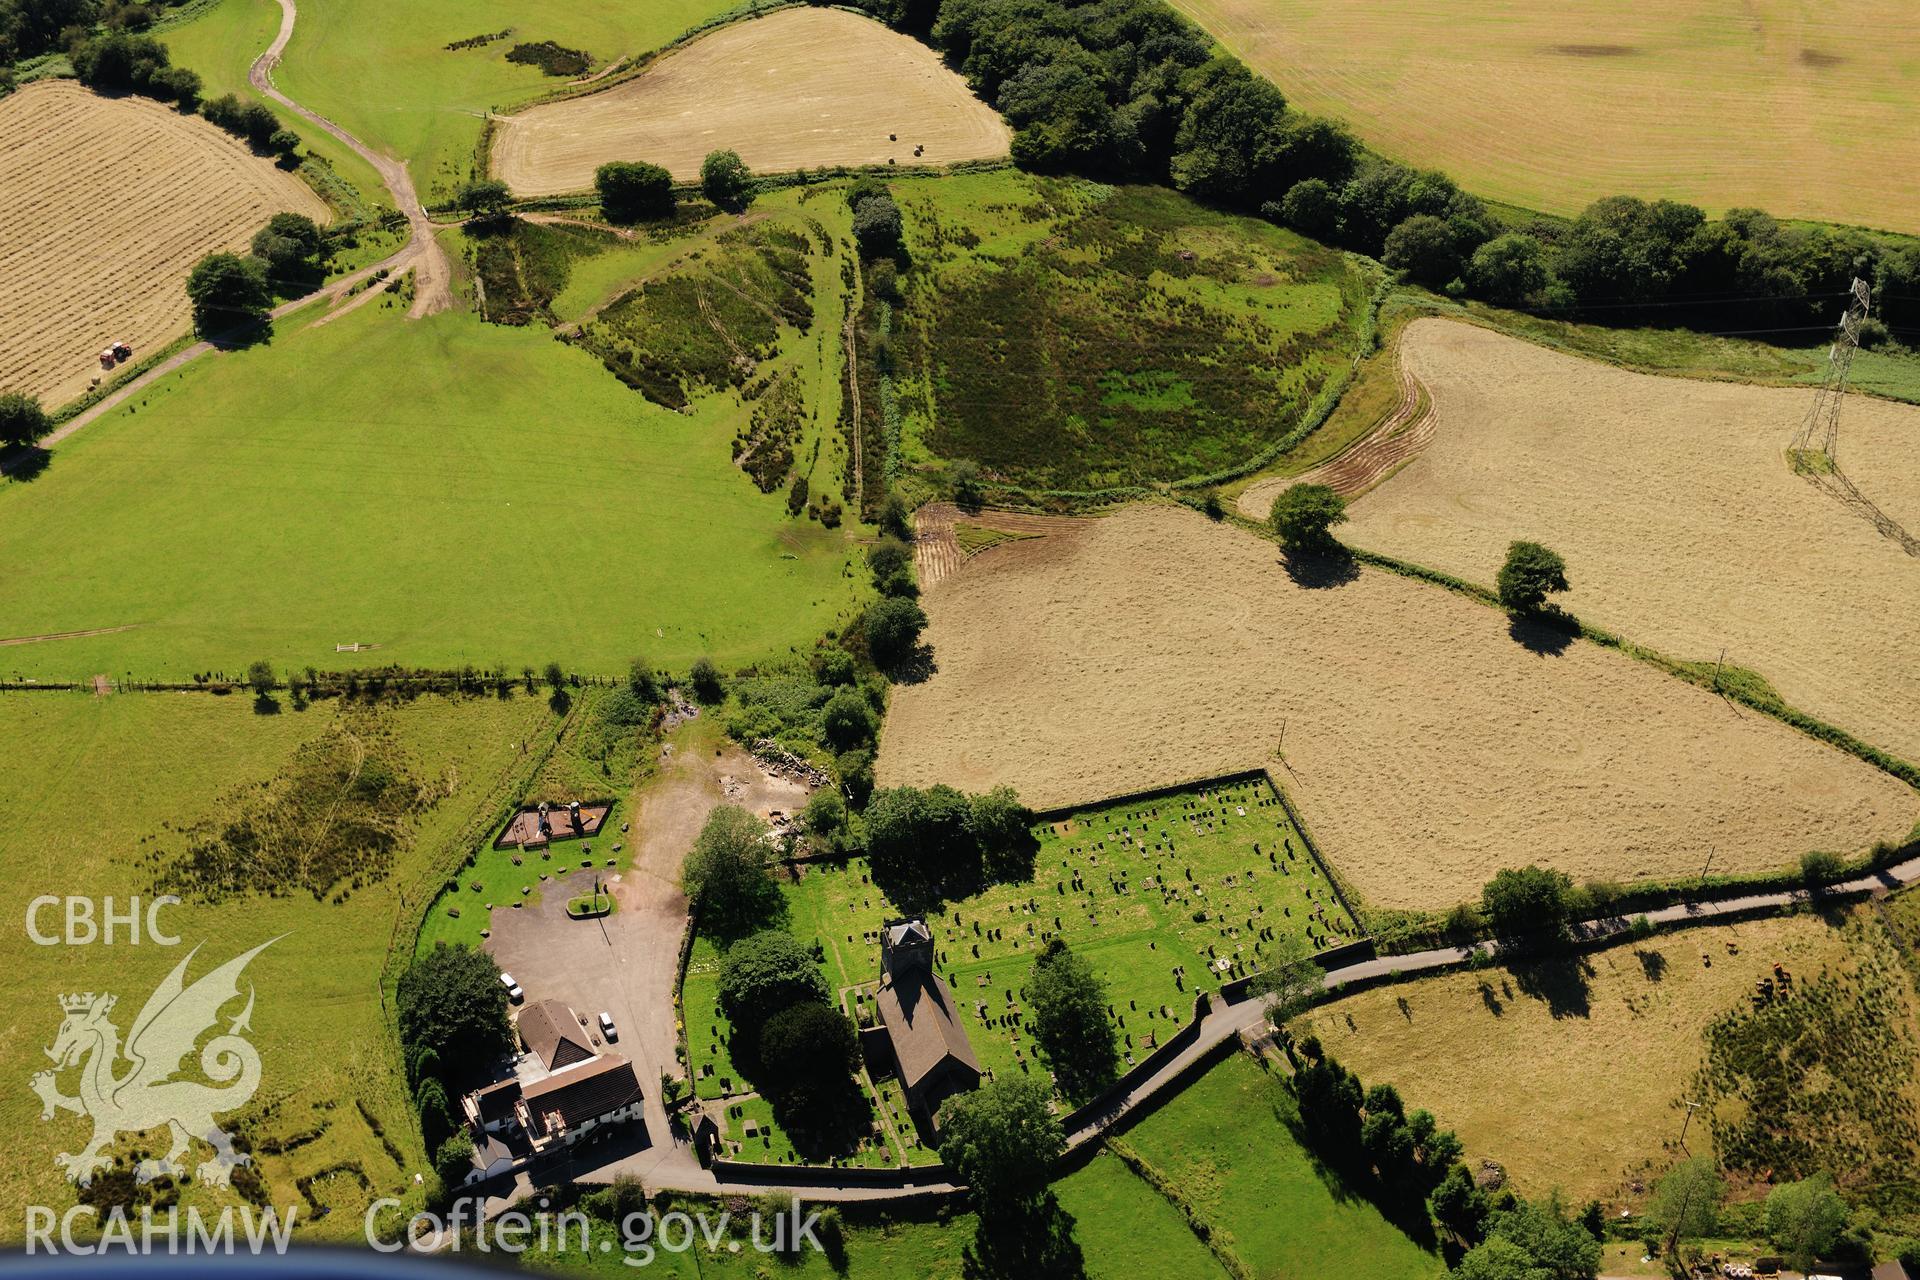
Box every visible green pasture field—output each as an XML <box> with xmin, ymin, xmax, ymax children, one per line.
<box><xmin>1054</xmin><ymin>1150</ymin><xmax>1234</xmax><ymax>1280</ymax></box>
<box><xmin>881</xmin><ymin>170</ymin><xmax>1380</xmax><ymax>490</ymax></box>
<box><xmin>519</xmin><ymin>1141</ymin><xmax>1228</xmax><ymax>1279</ymax></box>
<box><xmin>263</xmin><ymin>0</ymin><xmax>742</xmax><ymax>202</ymax></box>
<box><xmin>1121</xmin><ymin>1053</ymin><xmax>1446</xmax><ymax>1280</ymax></box>
<box><xmin>0</xmin><ymin>689</ymin><xmax>554</xmax><ymax>1236</ymax></box>
<box><xmin>0</xmin><ymin>275</ymin><xmax>865</xmax><ymax>682</ymax></box>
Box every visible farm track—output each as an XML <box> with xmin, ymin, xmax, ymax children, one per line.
<box><xmin>3</xmin><ymin>0</ymin><xmax>444</xmax><ymax>473</ymax></box>
<box><xmin>1236</xmin><ymin>354</ymin><xmax>1432</xmax><ymax>519</ymax></box>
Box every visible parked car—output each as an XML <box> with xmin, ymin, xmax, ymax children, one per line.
<box><xmin>598</xmin><ymin>1011</ymin><xmax>617</xmax><ymax>1041</ymax></box>
<box><xmin>500</xmin><ymin>972</ymin><xmax>524</xmax><ymax>1003</ymax></box>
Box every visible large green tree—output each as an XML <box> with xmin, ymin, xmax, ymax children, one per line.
<box><xmin>1482</xmin><ymin>1196</ymin><xmax>1602</xmax><ymax>1280</ymax></box>
<box><xmin>1480</xmin><ymin>865</ymin><xmax>1576</xmax><ymax>939</ymax></box>
<box><xmin>1764</xmin><ymin>1173</ymin><xmax>1848</xmax><ymax>1273</ymax></box>
<box><xmin>186</xmin><ymin>252</ymin><xmax>272</xmax><ymax>337</ymax></box>
<box><xmin>936</xmin><ymin>1076</ymin><xmax>1064</xmax><ymax>1214</ymax></box>
<box><xmin>700</xmin><ymin>150</ymin><xmax>754</xmax><ymax>213</ymax></box>
<box><xmin>863</xmin><ymin>596</ymin><xmax>927</xmax><ymax>670</ymax></box>
<box><xmin>595</xmin><ymin>161</ymin><xmax>674</xmax><ymax>223</ymax></box>
<box><xmin>717</xmin><ymin>929</ymin><xmax>829</xmax><ymax>1027</ymax></box>
<box><xmin>1270</xmin><ymin>482</ymin><xmax>1347</xmax><ymax>555</ymax></box>
<box><xmin>0</xmin><ymin>392</ymin><xmax>49</xmax><ymax>449</ymax></box>
<box><xmin>1651</xmin><ymin>1156</ymin><xmax>1722</xmax><ymax>1254</ymax></box>
<box><xmin>1497</xmin><ymin>541</ymin><xmax>1570</xmax><ymax>614</ymax></box>
<box><xmin>1028</xmin><ymin>939</ymin><xmax>1119</xmax><ymax>1102</ymax></box>
<box><xmin>397</xmin><ymin>945</ymin><xmax>513</xmax><ymax>1080</ymax></box>
<box><xmin>758</xmin><ymin>1000</ymin><xmax>860</xmax><ymax>1086</ymax></box>
<box><xmin>680</xmin><ymin>804</ymin><xmax>777</xmax><ymax>933</ymax></box>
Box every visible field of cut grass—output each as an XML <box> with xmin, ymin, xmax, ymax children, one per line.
<box><xmin>1166</xmin><ymin>0</ymin><xmax>1920</xmax><ymax>233</ymax></box>
<box><xmin>1302</xmin><ymin>914</ymin><xmax>1854</xmax><ymax>1205</ymax></box>
<box><xmin>0</xmin><ymin>81</ymin><xmax>327</xmax><ymax>407</ymax></box>
<box><xmin>493</xmin><ymin>7</ymin><xmax>1009</xmax><ymax>194</ymax></box>
<box><xmin>0</xmin><ymin>286</ymin><xmax>864</xmax><ymax>681</ymax></box>
<box><xmin>1120</xmin><ymin>1052</ymin><xmax>1445</xmax><ymax>1280</ymax></box>
<box><xmin>0</xmin><ymin>689</ymin><xmax>553</xmax><ymax>1236</ymax></box>
<box><xmin>1344</xmin><ymin>318</ymin><xmax>1920</xmax><ymax>767</ymax></box>
<box><xmin>879</xmin><ymin>504</ymin><xmax>1917</xmax><ymax>910</ymax></box>
<box><xmin>265</xmin><ymin>0</ymin><xmax>743</xmax><ymax>202</ymax></box>
<box><xmin>877</xmin><ymin>170</ymin><xmax>1379</xmax><ymax>491</ymax></box>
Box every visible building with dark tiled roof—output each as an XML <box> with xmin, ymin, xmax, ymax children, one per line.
<box><xmin>875</xmin><ymin>916</ymin><xmax>981</xmax><ymax>1127</ymax></box>
<box><xmin>516</xmin><ymin>999</ymin><xmax>596</xmax><ymax>1072</ymax></box>
<box><xmin>517</xmin><ymin>1055</ymin><xmax>645</xmax><ymax>1147</ymax></box>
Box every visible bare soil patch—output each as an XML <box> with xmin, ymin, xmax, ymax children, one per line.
<box><xmin>0</xmin><ymin>80</ymin><xmax>326</xmax><ymax>406</ymax></box>
<box><xmin>875</xmin><ymin>504</ymin><xmax>1916</xmax><ymax>910</ymax></box>
<box><xmin>1344</xmin><ymin>318</ymin><xmax>1920</xmax><ymax>766</ymax></box>
<box><xmin>492</xmin><ymin>7</ymin><xmax>1011</xmax><ymax>195</ymax></box>
<box><xmin>1302</xmin><ymin>914</ymin><xmax>1850</xmax><ymax>1203</ymax></box>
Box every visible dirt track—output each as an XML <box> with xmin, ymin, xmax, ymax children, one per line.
<box><xmin>492</xmin><ymin>8</ymin><xmax>1010</xmax><ymax>194</ymax></box>
<box><xmin>876</xmin><ymin>504</ymin><xmax>1917</xmax><ymax>910</ymax></box>
<box><xmin>249</xmin><ymin>0</ymin><xmax>448</xmax><ymax>317</ymax></box>
<box><xmin>1344</xmin><ymin>319</ymin><xmax>1920</xmax><ymax>766</ymax></box>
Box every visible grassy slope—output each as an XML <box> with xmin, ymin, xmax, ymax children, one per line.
<box><xmin>0</xmin><ymin>299</ymin><xmax>864</xmax><ymax>681</ymax></box>
<box><xmin>1123</xmin><ymin>1053</ymin><xmax>1445</xmax><ymax>1280</ymax></box>
<box><xmin>0</xmin><ymin>689</ymin><xmax>548</xmax><ymax>1235</ymax></box>
<box><xmin>268</xmin><ymin>0</ymin><xmax>739</xmax><ymax>203</ymax></box>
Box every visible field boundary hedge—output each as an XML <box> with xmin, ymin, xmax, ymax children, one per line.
<box><xmin>1103</xmin><ymin>1134</ymin><xmax>1255</xmax><ymax>1280</ymax></box>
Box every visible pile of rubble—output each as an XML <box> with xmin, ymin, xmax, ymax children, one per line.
<box><xmin>751</xmin><ymin>739</ymin><xmax>833</xmax><ymax>789</ymax></box>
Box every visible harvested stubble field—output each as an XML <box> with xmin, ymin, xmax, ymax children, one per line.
<box><xmin>876</xmin><ymin>505</ymin><xmax>1917</xmax><ymax>910</ymax></box>
<box><xmin>1343</xmin><ymin>318</ymin><xmax>1920</xmax><ymax>767</ymax></box>
<box><xmin>1165</xmin><ymin>0</ymin><xmax>1920</xmax><ymax>231</ymax></box>
<box><xmin>492</xmin><ymin>7</ymin><xmax>1010</xmax><ymax>195</ymax></box>
<box><xmin>1303</xmin><ymin>915</ymin><xmax>1852</xmax><ymax>1204</ymax></box>
<box><xmin>0</xmin><ymin>80</ymin><xmax>327</xmax><ymax>407</ymax></box>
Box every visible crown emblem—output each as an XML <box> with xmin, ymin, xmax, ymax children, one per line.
<box><xmin>60</xmin><ymin>993</ymin><xmax>112</xmax><ymax>1014</ymax></box>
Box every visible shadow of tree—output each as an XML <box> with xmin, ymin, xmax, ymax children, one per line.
<box><xmin>1279</xmin><ymin>1097</ymin><xmax>1441</xmax><ymax>1251</ymax></box>
<box><xmin>1510</xmin><ymin>952</ymin><xmax>1594</xmax><ymax>1018</ymax></box>
<box><xmin>1635</xmin><ymin>948</ymin><xmax>1668</xmax><ymax>981</ymax></box>
<box><xmin>1476</xmin><ymin>981</ymin><xmax>1504</xmax><ymax>1016</ymax></box>
<box><xmin>885</xmin><ymin>643</ymin><xmax>939</xmax><ymax>686</ymax></box>
<box><xmin>1507</xmin><ymin>612</ymin><xmax>1576</xmax><ymax>656</ymax></box>
<box><xmin>251</xmin><ymin>693</ymin><xmax>282</xmax><ymax>715</ymax></box>
<box><xmin>1282</xmin><ymin>547</ymin><xmax>1361</xmax><ymax>589</ymax></box>
<box><xmin>963</xmin><ymin>1194</ymin><xmax>1086</xmax><ymax>1280</ymax></box>
<box><xmin>1</xmin><ymin>445</ymin><xmax>51</xmax><ymax>481</ymax></box>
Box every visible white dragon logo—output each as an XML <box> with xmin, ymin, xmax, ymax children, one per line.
<box><xmin>30</xmin><ymin>940</ymin><xmax>276</xmax><ymax>1188</ymax></box>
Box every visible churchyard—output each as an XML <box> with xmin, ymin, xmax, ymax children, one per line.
<box><xmin>839</xmin><ymin>775</ymin><xmax>1357</xmax><ymax>1084</ymax></box>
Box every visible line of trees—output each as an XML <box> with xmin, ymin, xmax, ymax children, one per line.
<box><xmin>1291</xmin><ymin>1036</ymin><xmax>1602</xmax><ymax>1279</ymax></box>
<box><xmin>55</xmin><ymin>30</ymin><xmax>302</xmax><ymax>162</ymax></box>
<box><xmin>849</xmin><ymin>0</ymin><xmax>1920</xmax><ymax>340</ymax></box>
